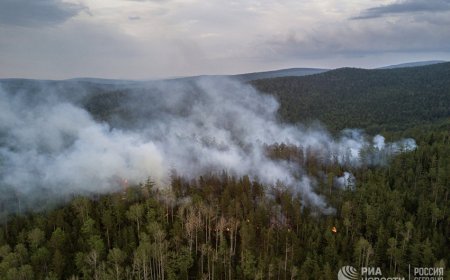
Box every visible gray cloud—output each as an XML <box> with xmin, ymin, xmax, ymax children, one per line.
<box><xmin>261</xmin><ymin>16</ymin><xmax>450</xmax><ymax>61</ymax></box>
<box><xmin>0</xmin><ymin>0</ymin><xmax>449</xmax><ymax>78</ymax></box>
<box><xmin>0</xmin><ymin>20</ymin><xmax>147</xmax><ymax>79</ymax></box>
<box><xmin>353</xmin><ymin>0</ymin><xmax>450</xmax><ymax>19</ymax></box>
<box><xmin>0</xmin><ymin>0</ymin><xmax>86</xmax><ymax>27</ymax></box>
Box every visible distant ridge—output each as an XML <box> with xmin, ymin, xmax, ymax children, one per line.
<box><xmin>377</xmin><ymin>60</ymin><xmax>446</xmax><ymax>69</ymax></box>
<box><xmin>162</xmin><ymin>68</ymin><xmax>329</xmax><ymax>82</ymax></box>
<box><xmin>232</xmin><ymin>68</ymin><xmax>329</xmax><ymax>81</ymax></box>
<box><xmin>2</xmin><ymin>61</ymin><xmax>448</xmax><ymax>82</ymax></box>
<box><xmin>67</xmin><ymin>78</ymin><xmax>140</xmax><ymax>85</ymax></box>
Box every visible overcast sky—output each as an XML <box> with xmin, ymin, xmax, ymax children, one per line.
<box><xmin>0</xmin><ymin>0</ymin><xmax>449</xmax><ymax>79</ymax></box>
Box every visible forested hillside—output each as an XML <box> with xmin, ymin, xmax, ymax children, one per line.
<box><xmin>252</xmin><ymin>62</ymin><xmax>450</xmax><ymax>133</ymax></box>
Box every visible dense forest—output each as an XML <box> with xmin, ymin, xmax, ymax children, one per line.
<box><xmin>0</xmin><ymin>126</ymin><xmax>449</xmax><ymax>279</ymax></box>
<box><xmin>252</xmin><ymin>62</ymin><xmax>450</xmax><ymax>133</ymax></box>
<box><xmin>0</xmin><ymin>64</ymin><xmax>449</xmax><ymax>279</ymax></box>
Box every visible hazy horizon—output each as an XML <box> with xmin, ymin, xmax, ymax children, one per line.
<box><xmin>0</xmin><ymin>60</ymin><xmax>447</xmax><ymax>81</ymax></box>
<box><xmin>1</xmin><ymin>0</ymin><xmax>450</xmax><ymax>80</ymax></box>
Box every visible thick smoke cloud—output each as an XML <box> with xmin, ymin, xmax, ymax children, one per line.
<box><xmin>0</xmin><ymin>77</ymin><xmax>416</xmax><ymax>215</ymax></box>
<box><xmin>0</xmin><ymin>86</ymin><xmax>165</xmax><ymax>208</ymax></box>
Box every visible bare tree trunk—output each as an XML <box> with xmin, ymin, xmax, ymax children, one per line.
<box><xmin>228</xmin><ymin>257</ymin><xmax>232</xmax><ymax>280</ymax></box>
<box><xmin>106</xmin><ymin>228</ymin><xmax>110</xmax><ymax>249</ymax></box>
<box><xmin>143</xmin><ymin>258</ymin><xmax>148</xmax><ymax>280</ymax></box>
<box><xmin>160</xmin><ymin>258</ymin><xmax>164</xmax><ymax>280</ymax></box>
<box><xmin>284</xmin><ymin>238</ymin><xmax>288</xmax><ymax>280</ymax></box>
<box><xmin>151</xmin><ymin>257</ymin><xmax>156</xmax><ymax>280</ymax></box>
<box><xmin>212</xmin><ymin>250</ymin><xmax>215</xmax><ymax>280</ymax></box>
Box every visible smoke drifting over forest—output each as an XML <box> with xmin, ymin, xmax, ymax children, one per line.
<box><xmin>0</xmin><ymin>77</ymin><xmax>416</xmax><ymax>215</ymax></box>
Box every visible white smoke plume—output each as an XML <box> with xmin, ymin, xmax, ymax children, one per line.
<box><xmin>0</xmin><ymin>77</ymin><xmax>416</xmax><ymax>215</ymax></box>
<box><xmin>334</xmin><ymin>172</ymin><xmax>356</xmax><ymax>191</ymax></box>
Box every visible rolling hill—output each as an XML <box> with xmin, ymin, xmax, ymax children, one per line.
<box><xmin>251</xmin><ymin>62</ymin><xmax>450</xmax><ymax>133</ymax></box>
<box><xmin>232</xmin><ymin>67</ymin><xmax>329</xmax><ymax>81</ymax></box>
<box><xmin>377</xmin><ymin>60</ymin><xmax>446</xmax><ymax>69</ymax></box>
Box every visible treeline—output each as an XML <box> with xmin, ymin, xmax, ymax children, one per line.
<box><xmin>0</xmin><ymin>129</ymin><xmax>449</xmax><ymax>279</ymax></box>
<box><xmin>251</xmin><ymin>62</ymin><xmax>450</xmax><ymax>133</ymax></box>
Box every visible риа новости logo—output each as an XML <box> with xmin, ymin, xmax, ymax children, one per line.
<box><xmin>338</xmin><ymin>266</ymin><xmax>359</xmax><ymax>280</ymax></box>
